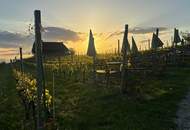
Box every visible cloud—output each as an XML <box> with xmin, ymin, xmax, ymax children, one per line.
<box><xmin>0</xmin><ymin>26</ymin><xmax>82</xmax><ymax>49</ymax></box>
<box><xmin>43</xmin><ymin>27</ymin><xmax>81</xmax><ymax>42</ymax></box>
<box><xmin>106</xmin><ymin>27</ymin><xmax>169</xmax><ymax>40</ymax></box>
<box><xmin>0</xmin><ymin>31</ymin><xmax>31</xmax><ymax>48</ymax></box>
<box><xmin>130</xmin><ymin>27</ymin><xmax>168</xmax><ymax>34</ymax></box>
<box><xmin>0</xmin><ymin>48</ymin><xmax>17</xmax><ymax>53</ymax></box>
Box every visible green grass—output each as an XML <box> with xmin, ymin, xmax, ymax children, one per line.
<box><xmin>0</xmin><ymin>63</ymin><xmax>24</xmax><ymax>130</ymax></box>
<box><xmin>52</xmin><ymin>67</ymin><xmax>190</xmax><ymax>130</ymax></box>
<box><xmin>2</xmin><ymin>60</ymin><xmax>190</xmax><ymax>130</ymax></box>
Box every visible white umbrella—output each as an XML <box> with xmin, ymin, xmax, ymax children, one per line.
<box><xmin>174</xmin><ymin>28</ymin><xmax>181</xmax><ymax>45</ymax></box>
<box><xmin>121</xmin><ymin>25</ymin><xmax>130</xmax><ymax>55</ymax></box>
<box><xmin>151</xmin><ymin>33</ymin><xmax>164</xmax><ymax>49</ymax></box>
<box><xmin>87</xmin><ymin>30</ymin><xmax>96</xmax><ymax>57</ymax></box>
<box><xmin>131</xmin><ymin>36</ymin><xmax>138</xmax><ymax>54</ymax></box>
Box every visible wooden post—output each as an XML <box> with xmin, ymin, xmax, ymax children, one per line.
<box><xmin>173</xmin><ymin>29</ymin><xmax>177</xmax><ymax>65</ymax></box>
<box><xmin>148</xmin><ymin>39</ymin><xmax>151</xmax><ymax>50</ymax></box>
<box><xmin>78</xmin><ymin>52</ymin><xmax>80</xmax><ymax>62</ymax></box>
<box><xmin>19</xmin><ymin>47</ymin><xmax>23</xmax><ymax>73</ymax></box>
<box><xmin>52</xmin><ymin>72</ymin><xmax>55</xmax><ymax>120</ymax></box>
<box><xmin>83</xmin><ymin>67</ymin><xmax>86</xmax><ymax>83</ymax></box>
<box><xmin>171</xmin><ymin>36</ymin><xmax>174</xmax><ymax>47</ymax></box>
<box><xmin>106</xmin><ymin>69</ymin><xmax>110</xmax><ymax>87</ymax></box>
<box><xmin>15</xmin><ymin>56</ymin><xmax>17</xmax><ymax>62</ymax></box>
<box><xmin>118</xmin><ymin>40</ymin><xmax>120</xmax><ymax>54</ymax></box>
<box><xmin>58</xmin><ymin>57</ymin><xmax>61</xmax><ymax>75</ymax></box>
<box><xmin>115</xmin><ymin>48</ymin><xmax>117</xmax><ymax>55</ymax></box>
<box><xmin>93</xmin><ymin>55</ymin><xmax>96</xmax><ymax>83</ymax></box>
<box><xmin>167</xmin><ymin>41</ymin><xmax>169</xmax><ymax>48</ymax></box>
<box><xmin>34</xmin><ymin>10</ymin><xmax>44</xmax><ymax>130</ymax></box>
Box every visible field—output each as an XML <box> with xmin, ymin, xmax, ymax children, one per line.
<box><xmin>1</xmin><ymin>50</ymin><xmax>190</xmax><ymax>130</ymax></box>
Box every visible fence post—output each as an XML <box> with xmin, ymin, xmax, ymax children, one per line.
<box><xmin>83</xmin><ymin>67</ymin><xmax>86</xmax><ymax>83</ymax></box>
<box><xmin>118</xmin><ymin>40</ymin><xmax>120</xmax><ymax>55</ymax></box>
<box><xmin>34</xmin><ymin>10</ymin><xmax>44</xmax><ymax>130</ymax></box>
<box><xmin>148</xmin><ymin>39</ymin><xmax>151</xmax><ymax>50</ymax></box>
<box><xmin>93</xmin><ymin>55</ymin><xmax>96</xmax><ymax>83</ymax></box>
<box><xmin>52</xmin><ymin>72</ymin><xmax>55</xmax><ymax>120</ymax></box>
<box><xmin>19</xmin><ymin>47</ymin><xmax>23</xmax><ymax>73</ymax></box>
<box><xmin>58</xmin><ymin>57</ymin><xmax>61</xmax><ymax>75</ymax></box>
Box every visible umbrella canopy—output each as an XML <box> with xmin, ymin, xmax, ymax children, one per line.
<box><xmin>131</xmin><ymin>36</ymin><xmax>138</xmax><ymax>54</ymax></box>
<box><xmin>121</xmin><ymin>25</ymin><xmax>130</xmax><ymax>55</ymax></box>
<box><xmin>87</xmin><ymin>30</ymin><xmax>96</xmax><ymax>57</ymax></box>
<box><xmin>151</xmin><ymin>33</ymin><xmax>164</xmax><ymax>49</ymax></box>
<box><xmin>174</xmin><ymin>28</ymin><xmax>181</xmax><ymax>44</ymax></box>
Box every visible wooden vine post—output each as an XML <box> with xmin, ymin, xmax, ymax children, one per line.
<box><xmin>93</xmin><ymin>55</ymin><xmax>96</xmax><ymax>83</ymax></box>
<box><xmin>19</xmin><ymin>47</ymin><xmax>23</xmax><ymax>73</ymax></box>
<box><xmin>118</xmin><ymin>40</ymin><xmax>120</xmax><ymax>55</ymax></box>
<box><xmin>173</xmin><ymin>28</ymin><xmax>181</xmax><ymax>66</ymax></box>
<box><xmin>148</xmin><ymin>39</ymin><xmax>151</xmax><ymax>50</ymax></box>
<box><xmin>52</xmin><ymin>72</ymin><xmax>55</xmax><ymax>120</ymax></box>
<box><xmin>34</xmin><ymin>10</ymin><xmax>44</xmax><ymax>130</ymax></box>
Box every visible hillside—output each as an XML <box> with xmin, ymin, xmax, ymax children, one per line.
<box><xmin>1</xmin><ymin>54</ymin><xmax>190</xmax><ymax>129</ymax></box>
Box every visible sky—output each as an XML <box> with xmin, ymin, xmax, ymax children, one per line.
<box><xmin>0</xmin><ymin>0</ymin><xmax>190</xmax><ymax>61</ymax></box>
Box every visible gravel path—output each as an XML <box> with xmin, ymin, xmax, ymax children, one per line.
<box><xmin>176</xmin><ymin>90</ymin><xmax>190</xmax><ymax>129</ymax></box>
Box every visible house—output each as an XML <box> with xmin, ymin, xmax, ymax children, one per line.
<box><xmin>32</xmin><ymin>41</ymin><xmax>70</xmax><ymax>57</ymax></box>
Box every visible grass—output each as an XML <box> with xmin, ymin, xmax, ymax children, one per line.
<box><xmin>0</xmin><ymin>63</ymin><xmax>24</xmax><ymax>130</ymax></box>
<box><xmin>52</xmin><ymin>67</ymin><xmax>190</xmax><ymax>130</ymax></box>
<box><xmin>1</xmin><ymin>58</ymin><xmax>190</xmax><ymax>130</ymax></box>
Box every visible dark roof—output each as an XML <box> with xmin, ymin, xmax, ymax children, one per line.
<box><xmin>32</xmin><ymin>41</ymin><xmax>70</xmax><ymax>56</ymax></box>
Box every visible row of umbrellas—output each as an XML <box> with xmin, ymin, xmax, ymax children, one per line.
<box><xmin>86</xmin><ymin>25</ymin><xmax>182</xmax><ymax>57</ymax></box>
